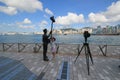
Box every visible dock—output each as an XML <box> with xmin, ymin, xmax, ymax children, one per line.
<box><xmin>0</xmin><ymin>43</ymin><xmax>120</xmax><ymax>80</ymax></box>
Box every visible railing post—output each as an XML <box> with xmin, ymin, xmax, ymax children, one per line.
<box><xmin>2</xmin><ymin>43</ymin><xmax>5</xmax><ymax>51</ymax></box>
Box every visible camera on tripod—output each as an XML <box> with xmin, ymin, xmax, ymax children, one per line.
<box><xmin>75</xmin><ymin>30</ymin><xmax>93</xmax><ymax>75</ymax></box>
<box><xmin>83</xmin><ymin>31</ymin><xmax>90</xmax><ymax>43</ymax></box>
<box><xmin>50</xmin><ymin>16</ymin><xmax>55</xmax><ymax>22</ymax></box>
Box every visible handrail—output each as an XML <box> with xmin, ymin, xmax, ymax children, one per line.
<box><xmin>0</xmin><ymin>43</ymin><xmax>120</xmax><ymax>56</ymax></box>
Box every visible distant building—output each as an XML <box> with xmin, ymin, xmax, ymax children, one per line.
<box><xmin>33</xmin><ymin>32</ymin><xmax>42</xmax><ymax>35</ymax></box>
<box><xmin>102</xmin><ymin>28</ymin><xmax>107</xmax><ymax>34</ymax></box>
<box><xmin>92</xmin><ymin>28</ymin><xmax>97</xmax><ymax>34</ymax></box>
<box><xmin>78</xmin><ymin>29</ymin><xmax>82</xmax><ymax>34</ymax></box>
<box><xmin>96</xmin><ymin>26</ymin><xmax>102</xmax><ymax>34</ymax></box>
<box><xmin>61</xmin><ymin>28</ymin><xmax>78</xmax><ymax>34</ymax></box>
<box><xmin>5</xmin><ymin>32</ymin><xmax>17</xmax><ymax>35</ymax></box>
<box><xmin>81</xmin><ymin>27</ymin><xmax>92</xmax><ymax>33</ymax></box>
<box><xmin>53</xmin><ymin>29</ymin><xmax>62</xmax><ymax>34</ymax></box>
<box><xmin>117</xmin><ymin>24</ymin><xmax>120</xmax><ymax>33</ymax></box>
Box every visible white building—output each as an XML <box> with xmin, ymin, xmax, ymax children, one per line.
<box><xmin>81</xmin><ymin>27</ymin><xmax>93</xmax><ymax>33</ymax></box>
<box><xmin>53</xmin><ymin>29</ymin><xmax>63</xmax><ymax>34</ymax></box>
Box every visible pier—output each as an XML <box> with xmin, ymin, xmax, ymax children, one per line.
<box><xmin>0</xmin><ymin>43</ymin><xmax>120</xmax><ymax>80</ymax></box>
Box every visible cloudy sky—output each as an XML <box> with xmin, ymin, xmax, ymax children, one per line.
<box><xmin>0</xmin><ymin>0</ymin><xmax>120</xmax><ymax>32</ymax></box>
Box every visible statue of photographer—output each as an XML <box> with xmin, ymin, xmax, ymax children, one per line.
<box><xmin>42</xmin><ymin>16</ymin><xmax>55</xmax><ymax>61</ymax></box>
<box><xmin>42</xmin><ymin>29</ymin><xmax>52</xmax><ymax>61</ymax></box>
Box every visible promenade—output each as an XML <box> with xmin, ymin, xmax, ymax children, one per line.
<box><xmin>0</xmin><ymin>43</ymin><xmax>120</xmax><ymax>80</ymax></box>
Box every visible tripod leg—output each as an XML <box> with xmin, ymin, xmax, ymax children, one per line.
<box><xmin>74</xmin><ymin>45</ymin><xmax>84</xmax><ymax>63</ymax></box>
<box><xmin>85</xmin><ymin>46</ymin><xmax>90</xmax><ymax>75</ymax></box>
<box><xmin>87</xmin><ymin>45</ymin><xmax>94</xmax><ymax>64</ymax></box>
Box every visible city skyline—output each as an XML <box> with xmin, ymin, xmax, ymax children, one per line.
<box><xmin>1</xmin><ymin>24</ymin><xmax>120</xmax><ymax>35</ymax></box>
<box><xmin>0</xmin><ymin>0</ymin><xmax>120</xmax><ymax>33</ymax></box>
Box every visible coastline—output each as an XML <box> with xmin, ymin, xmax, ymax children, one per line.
<box><xmin>91</xmin><ymin>33</ymin><xmax>120</xmax><ymax>36</ymax></box>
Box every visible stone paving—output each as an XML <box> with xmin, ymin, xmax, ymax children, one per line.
<box><xmin>0</xmin><ymin>44</ymin><xmax>120</xmax><ymax>80</ymax></box>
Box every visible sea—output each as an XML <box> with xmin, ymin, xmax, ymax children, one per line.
<box><xmin>0</xmin><ymin>34</ymin><xmax>120</xmax><ymax>45</ymax></box>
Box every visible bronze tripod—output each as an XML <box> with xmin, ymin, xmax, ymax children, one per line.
<box><xmin>74</xmin><ymin>42</ymin><xmax>94</xmax><ymax>75</ymax></box>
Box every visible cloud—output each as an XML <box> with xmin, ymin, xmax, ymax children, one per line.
<box><xmin>0</xmin><ymin>0</ymin><xmax>43</xmax><ymax>15</ymax></box>
<box><xmin>0</xmin><ymin>6</ymin><xmax>17</xmax><ymax>15</ymax></box>
<box><xmin>23</xmin><ymin>18</ymin><xmax>32</xmax><ymax>24</ymax></box>
<box><xmin>104</xmin><ymin>1</ymin><xmax>120</xmax><ymax>22</ymax></box>
<box><xmin>18</xmin><ymin>25</ymin><xmax>34</xmax><ymax>29</ymax></box>
<box><xmin>105</xmin><ymin>1</ymin><xmax>120</xmax><ymax>16</ymax></box>
<box><xmin>16</xmin><ymin>18</ymin><xmax>34</xmax><ymax>29</ymax></box>
<box><xmin>45</xmin><ymin>8</ymin><xmax>54</xmax><ymax>16</ymax></box>
<box><xmin>56</xmin><ymin>12</ymin><xmax>85</xmax><ymax>25</ymax></box>
<box><xmin>39</xmin><ymin>20</ymin><xmax>48</xmax><ymax>29</ymax></box>
<box><xmin>88</xmin><ymin>13</ymin><xmax>108</xmax><ymax>23</ymax></box>
<box><xmin>40</xmin><ymin>20</ymin><xmax>48</xmax><ymax>25</ymax></box>
<box><xmin>88</xmin><ymin>1</ymin><xmax>120</xmax><ymax>23</ymax></box>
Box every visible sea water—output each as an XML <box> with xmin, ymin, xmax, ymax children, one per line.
<box><xmin>0</xmin><ymin>34</ymin><xmax>120</xmax><ymax>45</ymax></box>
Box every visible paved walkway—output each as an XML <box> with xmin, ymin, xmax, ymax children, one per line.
<box><xmin>0</xmin><ymin>44</ymin><xmax>120</xmax><ymax>80</ymax></box>
<box><xmin>0</xmin><ymin>51</ymin><xmax>120</xmax><ymax>80</ymax></box>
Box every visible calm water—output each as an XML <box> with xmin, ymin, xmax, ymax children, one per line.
<box><xmin>0</xmin><ymin>34</ymin><xmax>120</xmax><ymax>45</ymax></box>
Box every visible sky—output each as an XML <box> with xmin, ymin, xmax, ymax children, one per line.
<box><xmin>0</xmin><ymin>0</ymin><xmax>120</xmax><ymax>33</ymax></box>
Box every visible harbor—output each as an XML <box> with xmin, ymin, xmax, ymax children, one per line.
<box><xmin>0</xmin><ymin>0</ymin><xmax>120</xmax><ymax>80</ymax></box>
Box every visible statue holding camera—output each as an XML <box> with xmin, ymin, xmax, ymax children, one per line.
<box><xmin>42</xmin><ymin>29</ymin><xmax>52</xmax><ymax>61</ymax></box>
<box><xmin>42</xmin><ymin>16</ymin><xmax>55</xmax><ymax>61</ymax></box>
